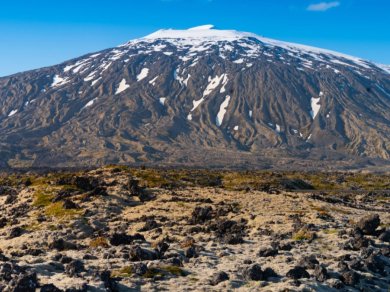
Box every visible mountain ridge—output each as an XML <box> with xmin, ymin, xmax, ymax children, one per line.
<box><xmin>0</xmin><ymin>25</ymin><xmax>389</xmax><ymax>170</ymax></box>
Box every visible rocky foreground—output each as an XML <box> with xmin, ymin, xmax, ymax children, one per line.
<box><xmin>0</xmin><ymin>167</ymin><xmax>389</xmax><ymax>291</ymax></box>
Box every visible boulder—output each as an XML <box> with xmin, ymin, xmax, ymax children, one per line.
<box><xmin>13</xmin><ymin>272</ymin><xmax>38</xmax><ymax>292</ymax></box>
<box><xmin>341</xmin><ymin>270</ymin><xmax>360</xmax><ymax>286</ymax></box>
<box><xmin>65</xmin><ymin>260</ymin><xmax>85</xmax><ymax>277</ymax></box>
<box><xmin>258</xmin><ymin>247</ymin><xmax>278</xmax><ymax>257</ymax></box>
<box><xmin>286</xmin><ymin>266</ymin><xmax>310</xmax><ymax>279</ymax></box>
<box><xmin>109</xmin><ymin>233</ymin><xmax>145</xmax><ymax>246</ymax></box>
<box><xmin>100</xmin><ymin>271</ymin><xmax>118</xmax><ymax>291</ymax></box>
<box><xmin>378</xmin><ymin>229</ymin><xmax>390</xmax><ymax>242</ymax></box>
<box><xmin>210</xmin><ymin>271</ymin><xmax>229</xmax><ymax>285</ymax></box>
<box><xmin>356</xmin><ymin>214</ymin><xmax>380</xmax><ymax>235</ymax></box>
<box><xmin>8</xmin><ymin>227</ymin><xmax>24</xmax><ymax>239</ymax></box>
<box><xmin>49</xmin><ymin>239</ymin><xmax>78</xmax><ymax>251</ymax></box>
<box><xmin>243</xmin><ymin>264</ymin><xmax>263</xmax><ymax>281</ymax></box>
<box><xmin>313</xmin><ymin>265</ymin><xmax>328</xmax><ymax>282</ymax></box>
<box><xmin>41</xmin><ymin>284</ymin><xmax>62</xmax><ymax>292</ymax></box>
<box><xmin>190</xmin><ymin>206</ymin><xmax>213</xmax><ymax>224</ymax></box>
<box><xmin>298</xmin><ymin>255</ymin><xmax>319</xmax><ymax>269</ymax></box>
<box><xmin>129</xmin><ymin>246</ymin><xmax>157</xmax><ymax>261</ymax></box>
<box><xmin>132</xmin><ymin>263</ymin><xmax>148</xmax><ymax>276</ymax></box>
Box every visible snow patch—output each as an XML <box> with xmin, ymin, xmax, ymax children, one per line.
<box><xmin>83</xmin><ymin>98</ymin><xmax>98</xmax><ymax>109</ymax></box>
<box><xmin>51</xmin><ymin>75</ymin><xmax>70</xmax><ymax>87</ymax></box>
<box><xmin>8</xmin><ymin>109</ymin><xmax>18</xmax><ymax>117</ymax></box>
<box><xmin>376</xmin><ymin>64</ymin><xmax>390</xmax><ymax>74</ymax></box>
<box><xmin>159</xmin><ymin>97</ymin><xmax>166</xmax><ymax>105</ymax></box>
<box><xmin>137</xmin><ymin>68</ymin><xmax>149</xmax><ymax>81</ymax></box>
<box><xmin>191</xmin><ymin>99</ymin><xmax>204</xmax><ymax>112</ymax></box>
<box><xmin>216</xmin><ymin>95</ymin><xmax>231</xmax><ymax>127</ymax></box>
<box><xmin>310</xmin><ymin>96</ymin><xmax>321</xmax><ymax>119</ymax></box>
<box><xmin>149</xmin><ymin>76</ymin><xmax>158</xmax><ymax>86</ymax></box>
<box><xmin>183</xmin><ymin>74</ymin><xmax>191</xmax><ymax>86</ymax></box>
<box><xmin>91</xmin><ymin>78</ymin><xmax>101</xmax><ymax>86</ymax></box>
<box><xmin>219</xmin><ymin>74</ymin><xmax>229</xmax><ymax>93</ymax></box>
<box><xmin>115</xmin><ymin>79</ymin><xmax>130</xmax><ymax>95</ymax></box>
<box><xmin>233</xmin><ymin>125</ymin><xmax>239</xmax><ymax>131</ymax></box>
<box><xmin>203</xmin><ymin>74</ymin><xmax>225</xmax><ymax>97</ymax></box>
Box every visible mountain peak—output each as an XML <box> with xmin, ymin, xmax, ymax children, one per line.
<box><xmin>187</xmin><ymin>24</ymin><xmax>215</xmax><ymax>31</ymax></box>
<box><xmin>142</xmin><ymin>25</ymin><xmax>253</xmax><ymax>41</ymax></box>
<box><xmin>138</xmin><ymin>25</ymin><xmax>376</xmax><ymax>70</ymax></box>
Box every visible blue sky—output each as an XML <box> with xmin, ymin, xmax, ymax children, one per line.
<box><xmin>0</xmin><ymin>0</ymin><xmax>389</xmax><ymax>77</ymax></box>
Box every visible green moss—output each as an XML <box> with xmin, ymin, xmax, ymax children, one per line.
<box><xmin>33</xmin><ymin>191</ymin><xmax>55</xmax><ymax>207</ymax></box>
<box><xmin>47</xmin><ymin>224</ymin><xmax>58</xmax><ymax>231</ymax></box>
<box><xmin>45</xmin><ymin>202</ymin><xmax>81</xmax><ymax>218</ymax></box>
<box><xmin>25</xmin><ymin>222</ymin><xmax>42</xmax><ymax>232</ymax></box>
<box><xmin>143</xmin><ymin>268</ymin><xmax>164</xmax><ymax>279</ymax></box>
<box><xmin>112</xmin><ymin>266</ymin><xmax>133</xmax><ymax>278</ymax></box>
<box><xmin>89</xmin><ymin>237</ymin><xmax>109</xmax><ymax>248</ymax></box>
<box><xmin>323</xmin><ymin>228</ymin><xmax>338</xmax><ymax>234</ymax></box>
<box><xmin>292</xmin><ymin>229</ymin><xmax>315</xmax><ymax>241</ymax></box>
<box><xmin>161</xmin><ymin>266</ymin><xmax>187</xmax><ymax>277</ymax></box>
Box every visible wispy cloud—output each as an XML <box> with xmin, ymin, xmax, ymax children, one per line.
<box><xmin>307</xmin><ymin>1</ymin><xmax>340</xmax><ymax>12</ymax></box>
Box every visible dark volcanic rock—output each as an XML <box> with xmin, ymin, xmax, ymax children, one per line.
<box><xmin>210</xmin><ymin>271</ymin><xmax>229</xmax><ymax>285</ymax></box>
<box><xmin>139</xmin><ymin>219</ymin><xmax>160</xmax><ymax>232</ymax></box>
<box><xmin>364</xmin><ymin>254</ymin><xmax>385</xmax><ymax>274</ymax></box>
<box><xmin>109</xmin><ymin>233</ymin><xmax>145</xmax><ymax>246</ymax></box>
<box><xmin>129</xmin><ymin>246</ymin><xmax>157</xmax><ymax>261</ymax></box>
<box><xmin>0</xmin><ymin>218</ymin><xmax>7</xmax><ymax>229</ymax></box>
<box><xmin>13</xmin><ymin>272</ymin><xmax>38</xmax><ymax>292</ymax></box>
<box><xmin>243</xmin><ymin>264</ymin><xmax>264</xmax><ymax>281</ymax></box>
<box><xmin>41</xmin><ymin>284</ymin><xmax>63</xmax><ymax>292</ymax></box>
<box><xmin>52</xmin><ymin>190</ymin><xmax>75</xmax><ymax>203</ymax></box>
<box><xmin>185</xmin><ymin>246</ymin><xmax>199</xmax><ymax>259</ymax></box>
<box><xmin>313</xmin><ymin>265</ymin><xmax>328</xmax><ymax>282</ymax></box>
<box><xmin>154</xmin><ymin>240</ymin><xmax>169</xmax><ymax>259</ymax></box>
<box><xmin>190</xmin><ymin>206</ymin><xmax>213</xmax><ymax>224</ymax></box>
<box><xmin>62</xmin><ymin>199</ymin><xmax>80</xmax><ymax>210</ymax></box>
<box><xmin>258</xmin><ymin>247</ymin><xmax>278</xmax><ymax>257</ymax></box>
<box><xmin>341</xmin><ymin>270</ymin><xmax>360</xmax><ymax>286</ymax></box>
<box><xmin>342</xmin><ymin>230</ymin><xmax>370</xmax><ymax>251</ymax></box>
<box><xmin>298</xmin><ymin>255</ymin><xmax>319</xmax><ymax>269</ymax></box>
<box><xmin>8</xmin><ymin>227</ymin><xmax>24</xmax><ymax>239</ymax></box>
<box><xmin>65</xmin><ymin>260</ymin><xmax>85</xmax><ymax>277</ymax></box>
<box><xmin>286</xmin><ymin>266</ymin><xmax>310</xmax><ymax>279</ymax></box>
<box><xmin>209</xmin><ymin>220</ymin><xmax>246</xmax><ymax>244</ymax></box>
<box><xmin>280</xmin><ymin>179</ymin><xmax>314</xmax><ymax>190</ymax></box>
<box><xmin>263</xmin><ymin>267</ymin><xmax>278</xmax><ymax>279</ymax></box>
<box><xmin>356</xmin><ymin>214</ymin><xmax>380</xmax><ymax>235</ymax></box>
<box><xmin>378</xmin><ymin>229</ymin><xmax>390</xmax><ymax>242</ymax></box>
<box><xmin>73</xmin><ymin>176</ymin><xmax>100</xmax><ymax>191</ymax></box>
<box><xmin>100</xmin><ymin>271</ymin><xmax>118</xmax><ymax>291</ymax></box>
<box><xmin>49</xmin><ymin>239</ymin><xmax>78</xmax><ymax>251</ymax></box>
<box><xmin>132</xmin><ymin>263</ymin><xmax>148</xmax><ymax>276</ymax></box>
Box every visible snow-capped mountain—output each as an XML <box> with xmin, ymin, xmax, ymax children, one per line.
<box><xmin>0</xmin><ymin>25</ymin><xmax>390</xmax><ymax>169</ymax></box>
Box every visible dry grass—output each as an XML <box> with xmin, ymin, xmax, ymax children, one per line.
<box><xmin>89</xmin><ymin>237</ymin><xmax>109</xmax><ymax>248</ymax></box>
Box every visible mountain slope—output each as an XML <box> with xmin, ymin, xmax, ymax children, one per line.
<box><xmin>1</xmin><ymin>25</ymin><xmax>390</xmax><ymax>169</ymax></box>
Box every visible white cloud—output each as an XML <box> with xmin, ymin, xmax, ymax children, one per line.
<box><xmin>307</xmin><ymin>1</ymin><xmax>340</xmax><ymax>12</ymax></box>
